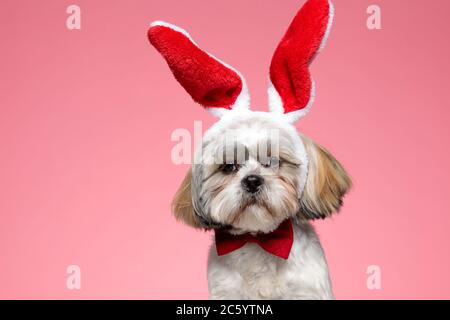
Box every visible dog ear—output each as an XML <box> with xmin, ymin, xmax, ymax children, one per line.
<box><xmin>172</xmin><ymin>168</ymin><xmax>202</xmax><ymax>229</ymax></box>
<box><xmin>300</xmin><ymin>136</ymin><xmax>351</xmax><ymax>219</ymax></box>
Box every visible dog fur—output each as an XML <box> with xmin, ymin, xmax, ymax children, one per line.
<box><xmin>172</xmin><ymin>114</ymin><xmax>351</xmax><ymax>299</ymax></box>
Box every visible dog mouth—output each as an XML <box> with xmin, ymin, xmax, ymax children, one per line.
<box><xmin>236</xmin><ymin>192</ymin><xmax>275</xmax><ymax>218</ymax></box>
<box><xmin>240</xmin><ymin>193</ymin><xmax>262</xmax><ymax>210</ymax></box>
<box><xmin>225</xmin><ymin>197</ymin><xmax>278</xmax><ymax>234</ymax></box>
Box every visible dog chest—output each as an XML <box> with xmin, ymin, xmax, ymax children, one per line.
<box><xmin>226</xmin><ymin>243</ymin><xmax>292</xmax><ymax>299</ymax></box>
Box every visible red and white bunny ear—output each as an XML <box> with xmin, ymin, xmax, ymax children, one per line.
<box><xmin>268</xmin><ymin>0</ymin><xmax>334</xmax><ymax>123</ymax></box>
<box><xmin>148</xmin><ymin>21</ymin><xmax>250</xmax><ymax>118</ymax></box>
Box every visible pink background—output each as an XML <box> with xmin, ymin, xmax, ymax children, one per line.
<box><xmin>1</xmin><ymin>0</ymin><xmax>450</xmax><ymax>299</ymax></box>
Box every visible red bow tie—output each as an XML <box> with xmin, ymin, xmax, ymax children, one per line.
<box><xmin>214</xmin><ymin>219</ymin><xmax>294</xmax><ymax>259</ymax></box>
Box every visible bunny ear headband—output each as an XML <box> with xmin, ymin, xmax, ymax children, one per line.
<box><xmin>148</xmin><ymin>0</ymin><xmax>334</xmax><ymax>123</ymax></box>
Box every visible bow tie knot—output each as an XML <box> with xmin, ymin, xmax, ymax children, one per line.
<box><xmin>214</xmin><ymin>219</ymin><xmax>294</xmax><ymax>259</ymax></box>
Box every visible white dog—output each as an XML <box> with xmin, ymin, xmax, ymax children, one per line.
<box><xmin>148</xmin><ymin>0</ymin><xmax>351</xmax><ymax>299</ymax></box>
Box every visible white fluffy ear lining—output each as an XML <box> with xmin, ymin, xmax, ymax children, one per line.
<box><xmin>268</xmin><ymin>0</ymin><xmax>334</xmax><ymax>123</ymax></box>
<box><xmin>148</xmin><ymin>21</ymin><xmax>250</xmax><ymax>118</ymax></box>
<box><xmin>268</xmin><ymin>79</ymin><xmax>316</xmax><ymax>124</ymax></box>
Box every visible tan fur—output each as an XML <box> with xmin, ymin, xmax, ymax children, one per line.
<box><xmin>300</xmin><ymin>136</ymin><xmax>352</xmax><ymax>219</ymax></box>
<box><xmin>171</xmin><ymin>169</ymin><xmax>202</xmax><ymax>228</ymax></box>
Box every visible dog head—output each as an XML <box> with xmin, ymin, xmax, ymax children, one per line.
<box><xmin>148</xmin><ymin>0</ymin><xmax>351</xmax><ymax>233</ymax></box>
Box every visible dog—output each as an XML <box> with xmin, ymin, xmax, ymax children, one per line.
<box><xmin>148</xmin><ymin>0</ymin><xmax>351</xmax><ymax>299</ymax></box>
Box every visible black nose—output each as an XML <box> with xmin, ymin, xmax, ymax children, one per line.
<box><xmin>241</xmin><ymin>175</ymin><xmax>264</xmax><ymax>193</ymax></box>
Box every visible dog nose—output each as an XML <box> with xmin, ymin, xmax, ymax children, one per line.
<box><xmin>241</xmin><ymin>175</ymin><xmax>264</xmax><ymax>193</ymax></box>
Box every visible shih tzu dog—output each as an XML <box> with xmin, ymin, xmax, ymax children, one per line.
<box><xmin>148</xmin><ymin>0</ymin><xmax>351</xmax><ymax>299</ymax></box>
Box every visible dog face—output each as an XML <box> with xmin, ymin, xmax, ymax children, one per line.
<box><xmin>195</xmin><ymin>116</ymin><xmax>302</xmax><ymax>234</ymax></box>
<box><xmin>172</xmin><ymin>113</ymin><xmax>351</xmax><ymax>233</ymax></box>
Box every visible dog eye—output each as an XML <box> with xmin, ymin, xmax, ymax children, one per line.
<box><xmin>221</xmin><ymin>164</ymin><xmax>240</xmax><ymax>174</ymax></box>
<box><xmin>262</xmin><ymin>157</ymin><xmax>280</xmax><ymax>168</ymax></box>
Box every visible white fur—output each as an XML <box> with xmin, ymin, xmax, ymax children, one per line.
<box><xmin>267</xmin><ymin>79</ymin><xmax>284</xmax><ymax>115</ymax></box>
<box><xmin>208</xmin><ymin>219</ymin><xmax>334</xmax><ymax>300</ymax></box>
